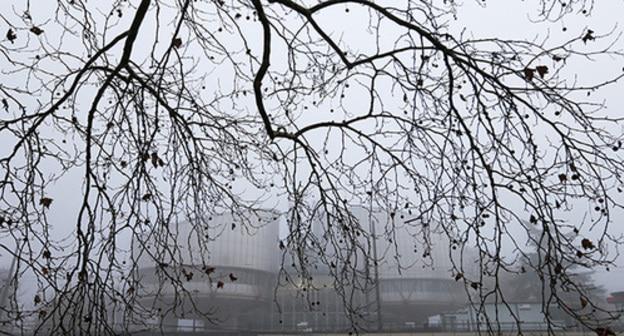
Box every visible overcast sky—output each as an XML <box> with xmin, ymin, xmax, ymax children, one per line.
<box><xmin>1</xmin><ymin>0</ymin><xmax>624</xmax><ymax>305</ymax></box>
<box><xmin>455</xmin><ymin>0</ymin><xmax>624</xmax><ymax>293</ymax></box>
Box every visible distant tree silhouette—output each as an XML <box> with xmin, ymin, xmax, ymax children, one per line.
<box><xmin>0</xmin><ymin>0</ymin><xmax>623</xmax><ymax>334</ymax></box>
<box><xmin>498</xmin><ymin>228</ymin><xmax>609</xmax><ymax>329</ymax></box>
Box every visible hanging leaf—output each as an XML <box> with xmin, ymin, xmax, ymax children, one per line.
<box><xmin>151</xmin><ymin>152</ymin><xmax>159</xmax><ymax>168</ymax></box>
<box><xmin>183</xmin><ymin>269</ymin><xmax>194</xmax><ymax>281</ymax></box>
<box><xmin>581</xmin><ymin>238</ymin><xmax>595</xmax><ymax>250</ymax></box>
<box><xmin>6</xmin><ymin>29</ymin><xmax>16</xmax><ymax>43</ymax></box>
<box><xmin>203</xmin><ymin>266</ymin><xmax>215</xmax><ymax>275</ymax></box>
<box><xmin>40</xmin><ymin>197</ymin><xmax>53</xmax><ymax>208</ymax></box>
<box><xmin>529</xmin><ymin>214</ymin><xmax>538</xmax><ymax>224</ymax></box>
<box><xmin>30</xmin><ymin>26</ymin><xmax>44</xmax><ymax>36</ymax></box>
<box><xmin>582</xmin><ymin>29</ymin><xmax>595</xmax><ymax>44</ymax></box>
<box><xmin>172</xmin><ymin>37</ymin><xmax>182</xmax><ymax>49</ymax></box>
<box><xmin>554</xmin><ymin>264</ymin><xmax>563</xmax><ymax>274</ymax></box>
<box><xmin>580</xmin><ymin>296</ymin><xmax>588</xmax><ymax>308</ymax></box>
<box><xmin>535</xmin><ymin>65</ymin><xmax>549</xmax><ymax>79</ymax></box>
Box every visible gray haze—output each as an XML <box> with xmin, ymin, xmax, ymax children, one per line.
<box><xmin>1</xmin><ymin>0</ymin><xmax>624</xmax><ymax>334</ymax></box>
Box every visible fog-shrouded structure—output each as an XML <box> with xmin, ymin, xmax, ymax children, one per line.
<box><xmin>131</xmin><ymin>211</ymin><xmax>281</xmax><ymax>332</ymax></box>
<box><xmin>0</xmin><ymin>268</ymin><xmax>13</xmax><ymax>323</ymax></box>
<box><xmin>357</xmin><ymin>207</ymin><xmax>475</xmax><ymax>331</ymax></box>
<box><xmin>267</xmin><ymin>206</ymin><xmax>476</xmax><ymax>332</ymax></box>
<box><xmin>131</xmin><ymin>207</ymin><xmax>475</xmax><ymax>333</ymax></box>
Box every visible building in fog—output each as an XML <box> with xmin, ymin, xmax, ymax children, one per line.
<box><xmin>0</xmin><ymin>268</ymin><xmax>12</xmax><ymax>322</ymax></box>
<box><xmin>0</xmin><ymin>268</ymin><xmax>10</xmax><ymax>303</ymax></box>
<box><xmin>133</xmin><ymin>211</ymin><xmax>281</xmax><ymax>332</ymax></box>
<box><xmin>132</xmin><ymin>207</ymin><xmax>475</xmax><ymax>333</ymax></box>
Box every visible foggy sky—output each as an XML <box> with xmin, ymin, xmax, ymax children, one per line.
<box><xmin>1</xmin><ymin>0</ymin><xmax>623</xmax><ymax>302</ymax></box>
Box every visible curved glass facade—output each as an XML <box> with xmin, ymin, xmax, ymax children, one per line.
<box><xmin>133</xmin><ymin>209</ymin><xmax>474</xmax><ymax>333</ymax></box>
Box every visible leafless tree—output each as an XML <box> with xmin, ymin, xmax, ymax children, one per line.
<box><xmin>1</xmin><ymin>0</ymin><xmax>623</xmax><ymax>334</ymax></box>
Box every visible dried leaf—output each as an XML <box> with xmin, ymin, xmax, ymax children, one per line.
<box><xmin>581</xmin><ymin>238</ymin><xmax>595</xmax><ymax>250</ymax></box>
<box><xmin>151</xmin><ymin>152</ymin><xmax>159</xmax><ymax>168</ymax></box>
<box><xmin>524</xmin><ymin>68</ymin><xmax>535</xmax><ymax>81</ymax></box>
<box><xmin>554</xmin><ymin>263</ymin><xmax>563</xmax><ymax>274</ymax></box>
<box><xmin>30</xmin><ymin>26</ymin><xmax>44</xmax><ymax>36</ymax></box>
<box><xmin>172</xmin><ymin>37</ymin><xmax>182</xmax><ymax>48</ymax></box>
<box><xmin>535</xmin><ymin>65</ymin><xmax>549</xmax><ymax>79</ymax></box>
<box><xmin>580</xmin><ymin>296</ymin><xmax>588</xmax><ymax>308</ymax></box>
<box><xmin>216</xmin><ymin>280</ymin><xmax>224</xmax><ymax>288</ymax></box>
<box><xmin>229</xmin><ymin>273</ymin><xmax>237</xmax><ymax>281</ymax></box>
<box><xmin>6</xmin><ymin>29</ymin><xmax>16</xmax><ymax>43</ymax></box>
<box><xmin>40</xmin><ymin>197</ymin><xmax>53</xmax><ymax>208</ymax></box>
<box><xmin>529</xmin><ymin>214</ymin><xmax>538</xmax><ymax>224</ymax></box>
<box><xmin>582</xmin><ymin>29</ymin><xmax>595</xmax><ymax>44</ymax></box>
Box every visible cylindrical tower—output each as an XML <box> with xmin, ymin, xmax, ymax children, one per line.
<box><xmin>132</xmin><ymin>211</ymin><xmax>280</xmax><ymax>332</ymax></box>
